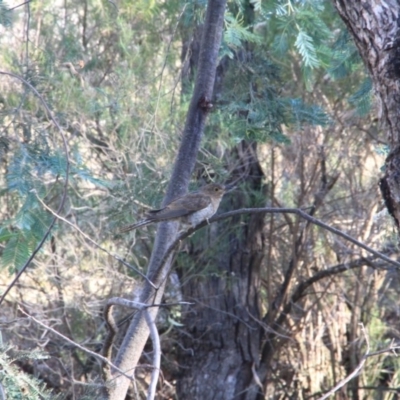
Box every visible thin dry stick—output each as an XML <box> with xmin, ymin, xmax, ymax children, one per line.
<box><xmin>144</xmin><ymin>309</ymin><xmax>161</xmax><ymax>400</ymax></box>
<box><xmin>153</xmin><ymin>207</ymin><xmax>400</xmax><ymax>288</ymax></box>
<box><xmin>317</xmin><ymin>351</ymin><xmax>366</xmax><ymax>399</ymax></box>
<box><xmin>36</xmin><ymin>185</ymin><xmax>399</xmax><ymax>274</ymax></box>
<box><xmin>32</xmin><ymin>196</ymin><xmax>400</xmax><ymax>294</ymax></box>
<box><xmin>211</xmin><ymin>208</ymin><xmax>400</xmax><ymax>269</ymax></box>
<box><xmin>251</xmin><ymin>362</ymin><xmax>263</xmax><ymax>391</ymax></box>
<box><xmin>316</xmin><ymin>325</ymin><xmax>400</xmax><ymax>400</ymax></box>
<box><xmin>9</xmin><ymin>0</ymin><xmax>32</xmax><ymax>11</ymax></box>
<box><xmin>33</xmin><ymin>192</ymin><xmax>157</xmax><ymax>288</ymax></box>
<box><xmin>0</xmin><ymin>382</ymin><xmax>5</xmax><ymax>400</ymax></box>
<box><xmin>18</xmin><ymin>307</ymin><xmax>134</xmax><ymax>382</ymax></box>
<box><xmin>106</xmin><ymin>298</ymin><xmax>192</xmax><ymax>309</ymax></box>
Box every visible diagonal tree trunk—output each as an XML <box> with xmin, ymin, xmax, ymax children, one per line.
<box><xmin>176</xmin><ymin>4</ymin><xmax>266</xmax><ymax>398</ymax></box>
<box><xmin>106</xmin><ymin>1</ymin><xmax>227</xmax><ymax>398</ymax></box>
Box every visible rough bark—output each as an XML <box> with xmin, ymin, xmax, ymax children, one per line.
<box><xmin>332</xmin><ymin>0</ymin><xmax>400</xmax><ymax>229</ymax></box>
<box><xmin>107</xmin><ymin>1</ymin><xmax>227</xmax><ymax>399</ymax></box>
<box><xmin>176</xmin><ymin>142</ymin><xmax>265</xmax><ymax>400</ymax></box>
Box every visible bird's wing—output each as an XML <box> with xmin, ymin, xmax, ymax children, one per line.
<box><xmin>146</xmin><ymin>192</ymin><xmax>210</xmax><ymax>219</ymax></box>
<box><xmin>178</xmin><ymin>192</ymin><xmax>211</xmax><ymax>210</ymax></box>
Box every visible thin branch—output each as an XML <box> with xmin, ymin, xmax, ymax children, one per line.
<box><xmin>287</xmin><ymin>257</ymin><xmax>383</xmax><ymax>307</ymax></box>
<box><xmin>8</xmin><ymin>0</ymin><xmax>33</xmax><ymax>11</ymax></box>
<box><xmin>316</xmin><ymin>326</ymin><xmax>400</xmax><ymax>400</ymax></box>
<box><xmin>102</xmin><ymin>298</ymin><xmax>192</xmax><ymax>364</ymax></box>
<box><xmin>18</xmin><ymin>307</ymin><xmax>134</xmax><ymax>382</ymax></box>
<box><xmin>144</xmin><ymin>309</ymin><xmax>161</xmax><ymax>400</ymax></box>
<box><xmin>152</xmin><ymin>207</ymin><xmax>400</xmax><ymax>288</ymax></box>
<box><xmin>0</xmin><ymin>71</ymin><xmax>70</xmax><ymax>308</ymax></box>
<box><xmin>38</xmin><ymin>194</ymin><xmax>396</xmax><ymax>295</ymax></box>
<box><xmin>251</xmin><ymin>362</ymin><xmax>263</xmax><ymax>391</ymax></box>
<box><xmin>0</xmin><ymin>382</ymin><xmax>5</xmax><ymax>400</ymax></box>
<box><xmin>267</xmin><ymin>258</ymin><xmax>383</xmax><ymax>345</ymax></box>
<box><xmin>211</xmin><ymin>208</ymin><xmax>400</xmax><ymax>268</ymax></box>
<box><xmin>317</xmin><ymin>358</ymin><xmax>367</xmax><ymax>400</ymax></box>
<box><xmin>33</xmin><ymin>193</ymin><xmax>157</xmax><ymax>288</ymax></box>
<box><xmin>106</xmin><ymin>298</ymin><xmax>192</xmax><ymax>309</ymax></box>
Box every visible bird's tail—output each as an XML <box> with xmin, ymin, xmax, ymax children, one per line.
<box><xmin>118</xmin><ymin>219</ymin><xmax>152</xmax><ymax>233</ymax></box>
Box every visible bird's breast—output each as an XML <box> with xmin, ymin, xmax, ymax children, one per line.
<box><xmin>185</xmin><ymin>203</ymin><xmax>216</xmax><ymax>227</ymax></box>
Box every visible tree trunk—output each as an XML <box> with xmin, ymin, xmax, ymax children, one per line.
<box><xmin>176</xmin><ymin>3</ymin><xmax>267</xmax><ymax>398</ymax></box>
<box><xmin>332</xmin><ymin>1</ymin><xmax>400</xmax><ymax>230</ymax></box>
<box><xmin>107</xmin><ymin>1</ymin><xmax>227</xmax><ymax>399</ymax></box>
<box><xmin>176</xmin><ymin>142</ymin><xmax>265</xmax><ymax>400</ymax></box>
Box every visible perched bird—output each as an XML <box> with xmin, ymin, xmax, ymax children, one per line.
<box><xmin>120</xmin><ymin>183</ymin><xmax>228</xmax><ymax>233</ymax></box>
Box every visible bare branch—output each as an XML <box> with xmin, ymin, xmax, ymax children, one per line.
<box><xmin>317</xmin><ymin>325</ymin><xmax>400</xmax><ymax>400</ymax></box>
<box><xmin>152</xmin><ymin>207</ymin><xmax>400</xmax><ymax>288</ymax></box>
<box><xmin>211</xmin><ymin>208</ymin><xmax>400</xmax><ymax>268</ymax></box>
<box><xmin>33</xmin><ymin>193</ymin><xmax>157</xmax><ymax>288</ymax></box>
<box><xmin>18</xmin><ymin>307</ymin><xmax>134</xmax><ymax>382</ymax></box>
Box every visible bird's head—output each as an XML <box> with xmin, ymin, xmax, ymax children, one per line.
<box><xmin>202</xmin><ymin>183</ymin><xmax>226</xmax><ymax>198</ymax></box>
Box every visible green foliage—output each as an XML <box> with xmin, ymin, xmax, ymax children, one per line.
<box><xmin>348</xmin><ymin>77</ymin><xmax>372</xmax><ymax>116</ymax></box>
<box><xmin>199</xmin><ymin>0</ymin><xmax>364</xmax><ymax>149</ymax></box>
<box><xmin>0</xmin><ymin>137</ymin><xmax>109</xmax><ymax>271</ymax></box>
<box><xmin>295</xmin><ymin>30</ymin><xmax>319</xmax><ymax>69</ymax></box>
<box><xmin>328</xmin><ymin>30</ymin><xmax>362</xmax><ymax>79</ymax></box>
<box><xmin>222</xmin><ymin>12</ymin><xmax>261</xmax><ymax>59</ymax></box>
<box><xmin>264</xmin><ymin>0</ymin><xmax>333</xmax><ymax>65</ymax></box>
<box><xmin>2</xmin><ymin>233</ymin><xmax>33</xmax><ymax>273</ymax></box>
<box><xmin>206</xmin><ymin>51</ymin><xmax>330</xmax><ymax>146</ymax></box>
<box><xmin>0</xmin><ymin>0</ymin><xmax>11</xmax><ymax>27</ymax></box>
<box><xmin>0</xmin><ymin>344</ymin><xmax>59</xmax><ymax>399</ymax></box>
<box><xmin>285</xmin><ymin>98</ymin><xmax>330</xmax><ymax>127</ymax></box>
<box><xmin>0</xmin><ymin>0</ymin><xmax>387</xmax><ymax>398</ymax></box>
<box><xmin>0</xmin><ymin>0</ymin><xmax>187</xmax><ymax>274</ymax></box>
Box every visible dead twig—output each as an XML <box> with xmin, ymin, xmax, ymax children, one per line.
<box><xmin>18</xmin><ymin>307</ymin><xmax>134</xmax><ymax>382</ymax></box>
<box><xmin>317</xmin><ymin>325</ymin><xmax>400</xmax><ymax>400</ymax></box>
